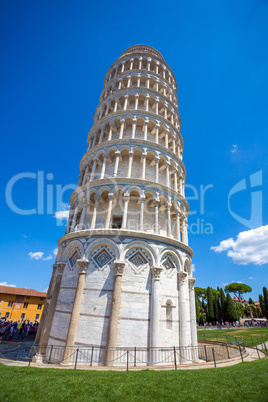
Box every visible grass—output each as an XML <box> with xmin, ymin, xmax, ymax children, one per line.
<box><xmin>0</xmin><ymin>359</ymin><xmax>268</xmax><ymax>401</ymax></box>
<box><xmin>197</xmin><ymin>327</ymin><xmax>268</xmax><ymax>347</ymax></box>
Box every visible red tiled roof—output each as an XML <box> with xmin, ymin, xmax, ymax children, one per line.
<box><xmin>0</xmin><ymin>286</ymin><xmax>46</xmax><ymax>298</ymax></box>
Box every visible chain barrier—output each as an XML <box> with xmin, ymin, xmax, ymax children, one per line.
<box><xmin>0</xmin><ymin>338</ymin><xmax>251</xmax><ymax>367</ymax></box>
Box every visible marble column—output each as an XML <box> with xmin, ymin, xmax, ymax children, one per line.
<box><xmin>154</xmin><ymin>199</ymin><xmax>160</xmax><ymax>233</ymax></box>
<box><xmin>100</xmin><ymin>154</ymin><xmax>107</xmax><ymax>179</ymax></box>
<box><xmin>90</xmin><ymin>197</ymin><xmax>100</xmax><ymax>230</ymax></box>
<box><xmin>155</xmin><ymin>156</ymin><xmax>159</xmax><ymax>183</ymax></box>
<box><xmin>62</xmin><ymin>259</ymin><xmax>89</xmax><ymax>364</ymax></box>
<box><xmin>119</xmin><ymin>118</ymin><xmax>125</xmax><ymax>139</ymax></box>
<box><xmin>139</xmin><ymin>196</ymin><xmax>145</xmax><ymax>230</ymax></box>
<box><xmin>155</xmin><ymin>123</ymin><xmax>159</xmax><ymax>144</ymax></box>
<box><xmin>77</xmin><ymin>170</ymin><xmax>84</xmax><ymax>187</ymax></box>
<box><xmin>176</xmin><ymin>211</ymin><xmax>181</xmax><ymax>241</ymax></box>
<box><xmin>37</xmin><ymin>262</ymin><xmax>65</xmax><ymax>354</ymax></box>
<box><xmin>144</xmin><ymin>119</ymin><xmax>149</xmax><ymax>140</ymax></box>
<box><xmin>113</xmin><ymin>150</ymin><xmax>120</xmax><ymax>177</ymax></box>
<box><xmin>178</xmin><ymin>272</ymin><xmax>190</xmax><ymax>362</ymax></box>
<box><xmin>105</xmin><ymin>193</ymin><xmax>114</xmax><ymax>229</ymax></box>
<box><xmin>142</xmin><ymin>152</ymin><xmax>147</xmax><ymax>179</ymax></box>
<box><xmin>131</xmin><ymin>117</ymin><xmax>137</xmax><ymax>138</ymax></box>
<box><xmin>34</xmin><ymin>264</ymin><xmax>57</xmax><ymax>346</ymax></box>
<box><xmin>90</xmin><ymin>158</ymin><xmax>98</xmax><ymax>181</ymax></box>
<box><xmin>121</xmin><ymin>194</ymin><xmax>129</xmax><ymax>229</ymax></box>
<box><xmin>166</xmin><ymin>203</ymin><xmax>172</xmax><ymax>237</ymax></box>
<box><xmin>79</xmin><ymin>201</ymin><xmax>87</xmax><ymax>229</ymax></box>
<box><xmin>105</xmin><ymin>261</ymin><xmax>125</xmax><ymax>366</ymax></box>
<box><xmin>70</xmin><ymin>206</ymin><xmax>79</xmax><ymax>232</ymax></box>
<box><xmin>150</xmin><ymin>266</ymin><xmax>162</xmax><ymax>364</ymax></box>
<box><xmin>188</xmin><ymin>278</ymin><xmax>198</xmax><ymax>360</ymax></box>
<box><xmin>82</xmin><ymin>166</ymin><xmax>89</xmax><ymax>185</ymax></box>
<box><xmin>127</xmin><ymin>150</ymin><xmax>133</xmax><ymax>178</ymax></box>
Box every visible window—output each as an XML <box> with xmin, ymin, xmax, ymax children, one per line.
<box><xmin>5</xmin><ymin>312</ymin><xmax>10</xmax><ymax>318</ymax></box>
<box><xmin>37</xmin><ymin>304</ymin><xmax>42</xmax><ymax>310</ymax></box>
<box><xmin>112</xmin><ymin>216</ymin><xmax>122</xmax><ymax>229</ymax></box>
<box><xmin>8</xmin><ymin>301</ymin><xmax>13</xmax><ymax>307</ymax></box>
<box><xmin>35</xmin><ymin>314</ymin><xmax>40</xmax><ymax>320</ymax></box>
<box><xmin>21</xmin><ymin>313</ymin><xmax>25</xmax><ymax>319</ymax></box>
<box><xmin>26</xmin><ymin>297</ymin><xmax>30</xmax><ymax>300</ymax></box>
<box><xmin>23</xmin><ymin>302</ymin><xmax>28</xmax><ymax>309</ymax></box>
<box><xmin>40</xmin><ymin>298</ymin><xmax>43</xmax><ymax>301</ymax></box>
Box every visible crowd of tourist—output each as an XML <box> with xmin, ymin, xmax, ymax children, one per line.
<box><xmin>0</xmin><ymin>319</ymin><xmax>39</xmax><ymax>341</ymax></box>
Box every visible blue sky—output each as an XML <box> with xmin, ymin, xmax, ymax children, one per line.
<box><xmin>1</xmin><ymin>0</ymin><xmax>267</xmax><ymax>301</ymax></box>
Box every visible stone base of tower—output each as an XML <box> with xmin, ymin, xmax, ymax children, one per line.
<box><xmin>45</xmin><ymin>232</ymin><xmax>196</xmax><ymax>358</ymax></box>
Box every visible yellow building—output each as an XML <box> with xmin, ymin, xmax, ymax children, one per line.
<box><xmin>0</xmin><ymin>286</ymin><xmax>47</xmax><ymax>322</ymax></box>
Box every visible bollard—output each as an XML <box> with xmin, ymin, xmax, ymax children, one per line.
<box><xmin>15</xmin><ymin>343</ymin><xmax>22</xmax><ymax>361</ymax></box>
<box><xmin>90</xmin><ymin>346</ymin><xmax>94</xmax><ymax>366</ymax></box>
<box><xmin>256</xmin><ymin>345</ymin><xmax>260</xmax><ymax>360</ymax></box>
<box><xmin>226</xmin><ymin>343</ymin><xmax>230</xmax><ymax>359</ymax></box>
<box><xmin>48</xmin><ymin>345</ymin><xmax>54</xmax><ymax>363</ymax></box>
<box><xmin>74</xmin><ymin>348</ymin><xmax>79</xmax><ymax>370</ymax></box>
<box><xmin>173</xmin><ymin>347</ymin><xmax>177</xmax><ymax>370</ymax></box>
<box><xmin>134</xmin><ymin>346</ymin><xmax>136</xmax><ymax>367</ymax></box>
<box><xmin>126</xmin><ymin>350</ymin><xmax>129</xmax><ymax>371</ymax></box>
<box><xmin>212</xmin><ymin>348</ymin><xmax>216</xmax><ymax>367</ymax></box>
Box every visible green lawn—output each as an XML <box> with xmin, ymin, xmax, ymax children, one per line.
<box><xmin>198</xmin><ymin>327</ymin><xmax>268</xmax><ymax>347</ymax></box>
<box><xmin>0</xmin><ymin>359</ymin><xmax>268</xmax><ymax>401</ymax></box>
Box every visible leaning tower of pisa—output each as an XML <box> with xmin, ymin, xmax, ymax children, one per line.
<box><xmin>36</xmin><ymin>45</ymin><xmax>197</xmax><ymax>362</ymax></box>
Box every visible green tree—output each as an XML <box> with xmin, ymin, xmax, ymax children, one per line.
<box><xmin>220</xmin><ymin>288</ymin><xmax>226</xmax><ymax>321</ymax></box>
<box><xmin>259</xmin><ymin>294</ymin><xmax>265</xmax><ymax>317</ymax></box>
<box><xmin>225</xmin><ymin>293</ymin><xmax>237</xmax><ymax>322</ymax></box>
<box><xmin>263</xmin><ymin>287</ymin><xmax>268</xmax><ymax>319</ymax></box>
<box><xmin>207</xmin><ymin>287</ymin><xmax>214</xmax><ymax>323</ymax></box>
<box><xmin>213</xmin><ymin>293</ymin><xmax>220</xmax><ymax>322</ymax></box>
<box><xmin>248</xmin><ymin>297</ymin><xmax>254</xmax><ymax>305</ymax></box>
<box><xmin>235</xmin><ymin>302</ymin><xmax>245</xmax><ymax>320</ymax></box>
<box><xmin>224</xmin><ymin>283</ymin><xmax>252</xmax><ymax>301</ymax></box>
<box><xmin>195</xmin><ymin>287</ymin><xmax>207</xmax><ymax>302</ymax></box>
<box><xmin>195</xmin><ymin>292</ymin><xmax>200</xmax><ymax>323</ymax></box>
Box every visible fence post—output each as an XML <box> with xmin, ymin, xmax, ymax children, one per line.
<box><xmin>256</xmin><ymin>345</ymin><xmax>260</xmax><ymax>359</ymax></box>
<box><xmin>48</xmin><ymin>345</ymin><xmax>53</xmax><ymax>363</ymax></box>
<box><xmin>173</xmin><ymin>347</ymin><xmax>177</xmax><ymax>370</ymax></box>
<box><xmin>225</xmin><ymin>343</ymin><xmax>230</xmax><ymax>359</ymax></box>
<box><xmin>126</xmin><ymin>350</ymin><xmax>129</xmax><ymax>372</ymax></box>
<box><xmin>15</xmin><ymin>343</ymin><xmax>22</xmax><ymax>361</ymax></box>
<box><xmin>134</xmin><ymin>347</ymin><xmax>136</xmax><ymax>367</ymax></box>
<box><xmin>212</xmin><ymin>348</ymin><xmax>216</xmax><ymax>367</ymax></box>
<box><xmin>90</xmin><ymin>346</ymin><xmax>94</xmax><ymax>366</ymax></box>
<box><xmin>74</xmin><ymin>348</ymin><xmax>79</xmax><ymax>370</ymax></box>
<box><xmin>239</xmin><ymin>345</ymin><xmax>244</xmax><ymax>362</ymax></box>
<box><xmin>28</xmin><ymin>346</ymin><xmax>33</xmax><ymax>367</ymax></box>
<box><xmin>204</xmin><ymin>345</ymin><xmax>208</xmax><ymax>362</ymax></box>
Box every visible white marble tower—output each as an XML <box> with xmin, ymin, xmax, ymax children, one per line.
<box><xmin>36</xmin><ymin>45</ymin><xmax>197</xmax><ymax>360</ymax></box>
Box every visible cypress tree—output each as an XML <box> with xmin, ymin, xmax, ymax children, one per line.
<box><xmin>225</xmin><ymin>292</ymin><xmax>237</xmax><ymax>322</ymax></box>
<box><xmin>259</xmin><ymin>294</ymin><xmax>265</xmax><ymax>317</ymax></box>
<box><xmin>220</xmin><ymin>288</ymin><xmax>226</xmax><ymax>321</ymax></box>
<box><xmin>263</xmin><ymin>287</ymin><xmax>268</xmax><ymax>319</ymax></box>
<box><xmin>195</xmin><ymin>292</ymin><xmax>200</xmax><ymax>323</ymax></box>
<box><xmin>207</xmin><ymin>287</ymin><xmax>214</xmax><ymax>323</ymax></box>
<box><xmin>248</xmin><ymin>297</ymin><xmax>254</xmax><ymax>305</ymax></box>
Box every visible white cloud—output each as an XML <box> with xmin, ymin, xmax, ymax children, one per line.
<box><xmin>222</xmin><ymin>282</ymin><xmax>229</xmax><ymax>287</ymax></box>
<box><xmin>231</xmin><ymin>144</ymin><xmax>238</xmax><ymax>153</ymax></box>
<box><xmin>43</xmin><ymin>255</ymin><xmax>53</xmax><ymax>261</ymax></box>
<box><xmin>54</xmin><ymin>203</ymin><xmax>70</xmax><ymax>221</ymax></box>
<box><xmin>0</xmin><ymin>281</ymin><xmax>16</xmax><ymax>287</ymax></box>
<box><xmin>192</xmin><ymin>264</ymin><xmax>195</xmax><ymax>272</ymax></box>
<box><xmin>29</xmin><ymin>252</ymin><xmax>44</xmax><ymax>260</ymax></box>
<box><xmin>248</xmin><ymin>277</ymin><xmax>254</xmax><ymax>280</ymax></box>
<box><xmin>53</xmin><ymin>248</ymin><xmax>58</xmax><ymax>256</ymax></box>
<box><xmin>211</xmin><ymin>225</ymin><xmax>268</xmax><ymax>265</ymax></box>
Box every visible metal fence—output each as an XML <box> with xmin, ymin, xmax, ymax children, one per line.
<box><xmin>0</xmin><ymin>339</ymin><xmax>248</xmax><ymax>370</ymax></box>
